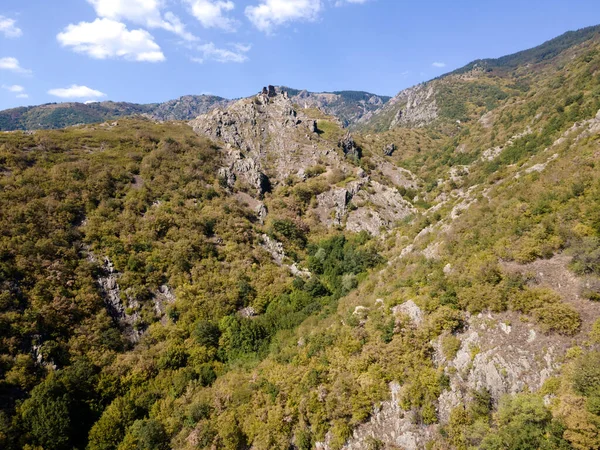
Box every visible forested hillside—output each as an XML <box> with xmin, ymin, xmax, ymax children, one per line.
<box><xmin>0</xmin><ymin>25</ymin><xmax>600</xmax><ymax>450</ymax></box>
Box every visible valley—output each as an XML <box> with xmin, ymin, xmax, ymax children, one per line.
<box><xmin>1</xmin><ymin>23</ymin><xmax>600</xmax><ymax>450</ymax></box>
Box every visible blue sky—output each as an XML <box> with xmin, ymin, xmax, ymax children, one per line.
<box><xmin>0</xmin><ymin>0</ymin><xmax>599</xmax><ymax>110</ymax></box>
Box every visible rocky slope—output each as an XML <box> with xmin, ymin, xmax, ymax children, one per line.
<box><xmin>0</xmin><ymin>95</ymin><xmax>229</xmax><ymax>131</ymax></box>
<box><xmin>358</xmin><ymin>24</ymin><xmax>600</xmax><ymax>132</ymax></box>
<box><xmin>190</xmin><ymin>86</ymin><xmax>415</xmax><ymax>235</ymax></box>
<box><xmin>285</xmin><ymin>88</ymin><xmax>391</xmax><ymax>127</ymax></box>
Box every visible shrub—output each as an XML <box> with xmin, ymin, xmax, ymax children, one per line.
<box><xmin>590</xmin><ymin>319</ymin><xmax>600</xmax><ymax>344</ymax></box>
<box><xmin>441</xmin><ymin>335</ymin><xmax>462</xmax><ymax>360</ymax></box>
<box><xmin>534</xmin><ymin>303</ymin><xmax>581</xmax><ymax>335</ymax></box>
<box><xmin>193</xmin><ymin>320</ymin><xmax>222</xmax><ymax>348</ymax></box>
<box><xmin>120</xmin><ymin>419</ymin><xmax>169</xmax><ymax>450</ymax></box>
<box><xmin>509</xmin><ymin>288</ymin><xmax>560</xmax><ymax>314</ymax></box>
<box><xmin>572</xmin><ymin>352</ymin><xmax>600</xmax><ymax>397</ymax></box>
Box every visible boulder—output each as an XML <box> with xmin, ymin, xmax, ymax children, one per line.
<box><xmin>338</xmin><ymin>132</ymin><xmax>361</xmax><ymax>160</ymax></box>
<box><xmin>383</xmin><ymin>143</ymin><xmax>396</xmax><ymax>156</ymax></box>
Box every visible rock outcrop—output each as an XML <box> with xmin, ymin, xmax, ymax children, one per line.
<box><xmin>338</xmin><ymin>132</ymin><xmax>361</xmax><ymax>160</ymax></box>
<box><xmin>191</xmin><ymin>87</ymin><xmax>418</xmax><ymax>236</ymax></box>
<box><xmin>190</xmin><ymin>88</ymin><xmax>340</xmax><ymax>195</ymax></box>
<box><xmin>390</xmin><ymin>84</ymin><xmax>439</xmax><ymax>128</ymax></box>
<box><xmin>289</xmin><ymin>89</ymin><xmax>391</xmax><ymax>127</ymax></box>
<box><xmin>383</xmin><ymin>143</ymin><xmax>396</xmax><ymax>156</ymax></box>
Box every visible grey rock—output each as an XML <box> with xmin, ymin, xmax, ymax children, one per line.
<box><xmin>338</xmin><ymin>132</ymin><xmax>361</xmax><ymax>160</ymax></box>
<box><xmin>390</xmin><ymin>84</ymin><xmax>438</xmax><ymax>128</ymax></box>
<box><xmin>255</xmin><ymin>203</ymin><xmax>268</xmax><ymax>224</ymax></box>
<box><xmin>392</xmin><ymin>300</ymin><xmax>423</xmax><ymax>326</ymax></box>
<box><xmin>289</xmin><ymin>89</ymin><xmax>390</xmax><ymax>127</ymax></box>
<box><xmin>190</xmin><ymin>89</ymin><xmax>336</xmax><ymax>195</ymax></box>
<box><xmin>239</xmin><ymin>306</ymin><xmax>257</xmax><ymax>318</ymax></box>
<box><xmin>383</xmin><ymin>143</ymin><xmax>396</xmax><ymax>156</ymax></box>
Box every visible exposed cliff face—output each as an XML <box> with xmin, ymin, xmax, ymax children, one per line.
<box><xmin>354</xmin><ymin>80</ymin><xmax>443</xmax><ymax>131</ymax></box>
<box><xmin>190</xmin><ymin>87</ymin><xmax>417</xmax><ymax>235</ymax></box>
<box><xmin>189</xmin><ymin>88</ymin><xmax>327</xmax><ymax>195</ymax></box>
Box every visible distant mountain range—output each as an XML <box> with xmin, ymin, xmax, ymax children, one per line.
<box><xmin>2</xmin><ymin>24</ymin><xmax>599</xmax><ymax>134</ymax></box>
<box><xmin>0</xmin><ymin>89</ymin><xmax>391</xmax><ymax>131</ymax></box>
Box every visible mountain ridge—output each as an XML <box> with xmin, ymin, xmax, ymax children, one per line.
<box><xmin>0</xmin><ymin>89</ymin><xmax>392</xmax><ymax>132</ymax></box>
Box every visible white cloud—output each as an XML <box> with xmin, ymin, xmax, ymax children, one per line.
<box><xmin>87</xmin><ymin>0</ymin><xmax>163</xmax><ymax>25</ymax></box>
<box><xmin>0</xmin><ymin>16</ymin><xmax>22</xmax><ymax>38</ymax></box>
<box><xmin>87</xmin><ymin>0</ymin><xmax>197</xmax><ymax>40</ymax></box>
<box><xmin>432</xmin><ymin>62</ymin><xmax>446</xmax><ymax>68</ymax></box>
<box><xmin>246</xmin><ymin>0</ymin><xmax>322</xmax><ymax>33</ymax></box>
<box><xmin>0</xmin><ymin>57</ymin><xmax>32</xmax><ymax>74</ymax></box>
<box><xmin>162</xmin><ymin>12</ymin><xmax>197</xmax><ymax>41</ymax></box>
<box><xmin>3</xmin><ymin>84</ymin><xmax>29</xmax><ymax>99</ymax></box>
<box><xmin>48</xmin><ymin>84</ymin><xmax>106</xmax><ymax>99</ymax></box>
<box><xmin>57</xmin><ymin>18</ymin><xmax>165</xmax><ymax>62</ymax></box>
<box><xmin>190</xmin><ymin>42</ymin><xmax>250</xmax><ymax>63</ymax></box>
<box><xmin>2</xmin><ymin>84</ymin><xmax>25</xmax><ymax>93</ymax></box>
<box><xmin>186</xmin><ymin>0</ymin><xmax>237</xmax><ymax>31</ymax></box>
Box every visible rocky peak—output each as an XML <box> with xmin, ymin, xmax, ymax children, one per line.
<box><xmin>190</xmin><ymin>86</ymin><xmax>418</xmax><ymax>236</ymax></box>
<box><xmin>390</xmin><ymin>83</ymin><xmax>439</xmax><ymax>128</ymax></box>
<box><xmin>189</xmin><ymin>86</ymin><xmax>332</xmax><ymax>196</ymax></box>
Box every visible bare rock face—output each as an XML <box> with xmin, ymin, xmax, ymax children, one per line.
<box><xmin>315</xmin><ymin>178</ymin><xmax>414</xmax><ymax>236</ymax></box>
<box><xmin>433</xmin><ymin>310</ymin><xmax>574</xmax><ymax>424</ymax></box>
<box><xmin>383</xmin><ymin>143</ymin><xmax>396</xmax><ymax>156</ymax></box>
<box><xmin>315</xmin><ymin>382</ymin><xmax>437</xmax><ymax>450</ymax></box>
<box><xmin>392</xmin><ymin>300</ymin><xmax>423</xmax><ymax>326</ymax></box>
<box><xmin>191</xmin><ymin>86</ymin><xmax>418</xmax><ymax>236</ymax></box>
<box><xmin>316</xmin><ymin>188</ymin><xmax>352</xmax><ymax>226</ymax></box>
<box><xmin>390</xmin><ymin>84</ymin><xmax>439</xmax><ymax>128</ymax></box>
<box><xmin>190</xmin><ymin>88</ymin><xmax>343</xmax><ymax>195</ymax></box>
<box><xmin>346</xmin><ymin>181</ymin><xmax>415</xmax><ymax>236</ymax></box>
<box><xmin>97</xmin><ymin>257</ymin><xmax>144</xmax><ymax>343</ymax></box>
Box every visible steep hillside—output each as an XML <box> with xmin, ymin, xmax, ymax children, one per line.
<box><xmin>0</xmin><ymin>101</ymin><xmax>157</xmax><ymax>131</ymax></box>
<box><xmin>358</xmin><ymin>24</ymin><xmax>600</xmax><ymax>132</ymax></box>
<box><xmin>1</xmin><ymin>25</ymin><xmax>600</xmax><ymax>450</ymax></box>
<box><xmin>147</xmin><ymin>95</ymin><xmax>232</xmax><ymax>121</ymax></box>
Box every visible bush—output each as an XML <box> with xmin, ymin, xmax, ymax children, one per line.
<box><xmin>480</xmin><ymin>394</ymin><xmax>557</xmax><ymax>450</ymax></box>
<box><xmin>270</xmin><ymin>219</ymin><xmax>307</xmax><ymax>248</ymax></box>
<box><xmin>120</xmin><ymin>419</ymin><xmax>169</xmax><ymax>450</ymax></box>
<box><xmin>510</xmin><ymin>288</ymin><xmax>560</xmax><ymax>314</ymax></box>
<box><xmin>193</xmin><ymin>320</ymin><xmax>221</xmax><ymax>348</ymax></box>
<box><xmin>534</xmin><ymin>303</ymin><xmax>581</xmax><ymax>335</ymax></box>
<box><xmin>572</xmin><ymin>352</ymin><xmax>600</xmax><ymax>397</ymax></box>
<box><xmin>441</xmin><ymin>335</ymin><xmax>462</xmax><ymax>360</ymax></box>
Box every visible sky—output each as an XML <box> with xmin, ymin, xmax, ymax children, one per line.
<box><xmin>0</xmin><ymin>0</ymin><xmax>599</xmax><ymax>110</ymax></box>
